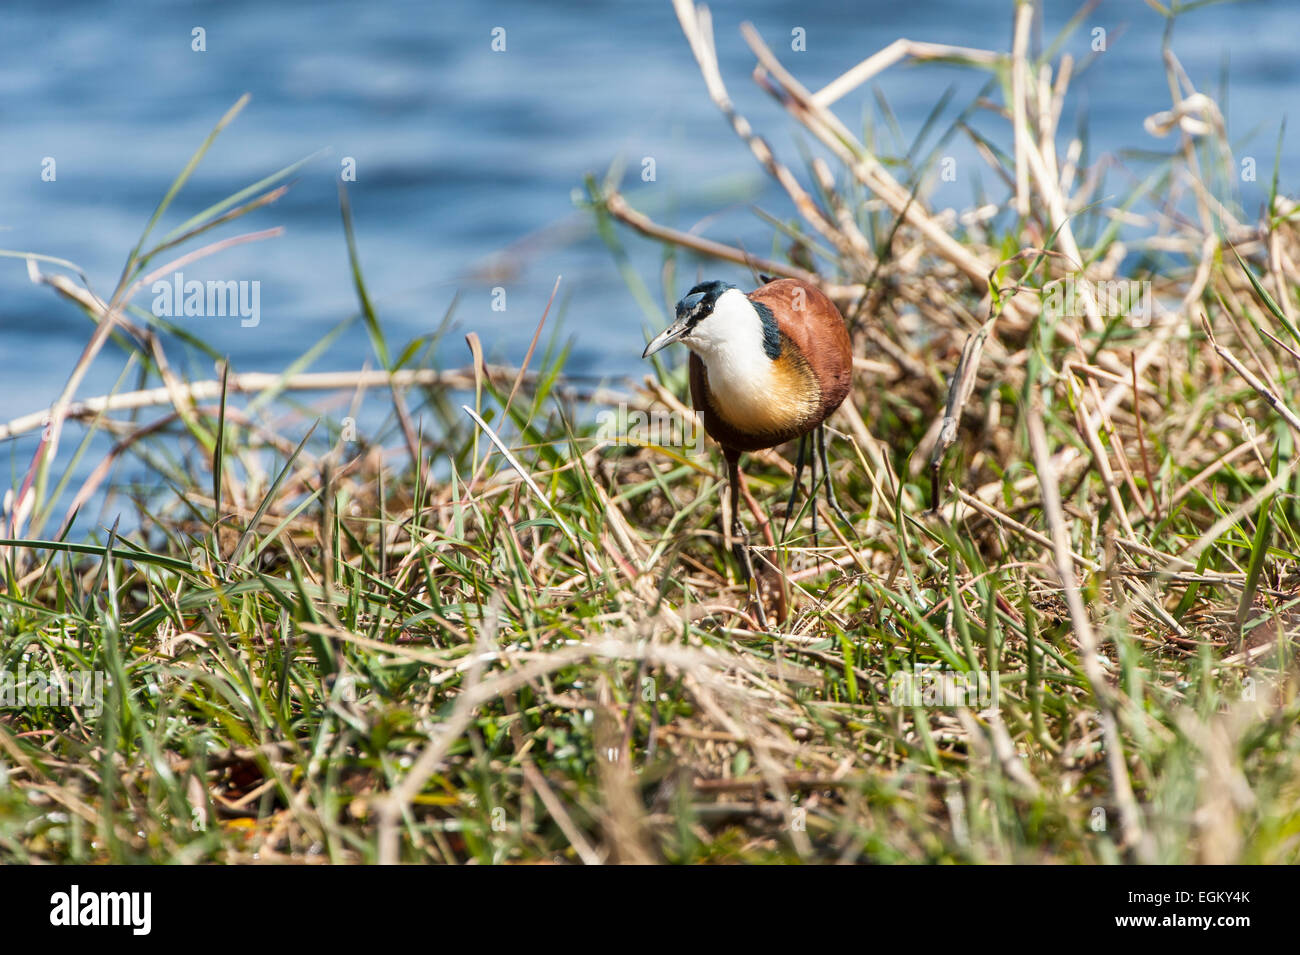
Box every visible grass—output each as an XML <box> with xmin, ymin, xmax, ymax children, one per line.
<box><xmin>1</xmin><ymin>0</ymin><xmax>1299</xmax><ymax>864</ymax></box>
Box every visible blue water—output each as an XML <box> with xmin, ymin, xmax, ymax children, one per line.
<box><xmin>0</xmin><ymin>0</ymin><xmax>1295</xmax><ymax>518</ymax></box>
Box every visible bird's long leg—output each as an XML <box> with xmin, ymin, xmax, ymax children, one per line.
<box><xmin>738</xmin><ymin>467</ymin><xmax>788</xmax><ymax>623</ymax></box>
<box><xmin>817</xmin><ymin>424</ymin><xmax>853</xmax><ymax>528</ymax></box>
<box><xmin>780</xmin><ymin>433</ymin><xmax>809</xmax><ymax>543</ymax></box>
<box><xmin>726</xmin><ymin>448</ymin><xmax>769</xmax><ymax>630</ymax></box>
<box><xmin>809</xmin><ymin>428</ymin><xmax>820</xmax><ymax>546</ymax></box>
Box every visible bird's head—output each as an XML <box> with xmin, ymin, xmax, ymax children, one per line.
<box><xmin>642</xmin><ymin>280</ymin><xmax>777</xmax><ymax>362</ymax></box>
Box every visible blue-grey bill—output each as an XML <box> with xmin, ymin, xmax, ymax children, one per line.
<box><xmin>641</xmin><ymin>318</ymin><xmax>690</xmax><ymax>359</ymax></box>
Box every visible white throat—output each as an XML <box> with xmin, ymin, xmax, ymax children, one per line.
<box><xmin>684</xmin><ymin>288</ymin><xmax>775</xmax><ymax>412</ymax></box>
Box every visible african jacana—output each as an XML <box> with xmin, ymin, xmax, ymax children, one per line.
<box><xmin>642</xmin><ymin>277</ymin><xmax>853</xmax><ymax>625</ymax></box>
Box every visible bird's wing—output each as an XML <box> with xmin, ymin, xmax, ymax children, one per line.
<box><xmin>747</xmin><ymin>279</ymin><xmax>852</xmax><ymax>416</ymax></box>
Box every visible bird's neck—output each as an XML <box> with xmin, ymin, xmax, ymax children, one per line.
<box><xmin>692</xmin><ymin>341</ymin><xmax>818</xmax><ymax>440</ymax></box>
<box><xmin>687</xmin><ymin>290</ymin><xmax>772</xmax><ymax>375</ymax></box>
<box><xmin>686</xmin><ymin>289</ymin><xmax>819</xmax><ymax>437</ymax></box>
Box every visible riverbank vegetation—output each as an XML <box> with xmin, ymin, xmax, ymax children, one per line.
<box><xmin>1</xmin><ymin>0</ymin><xmax>1297</xmax><ymax>863</ymax></box>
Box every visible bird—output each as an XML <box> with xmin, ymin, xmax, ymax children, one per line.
<box><xmin>642</xmin><ymin>276</ymin><xmax>853</xmax><ymax>626</ymax></box>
